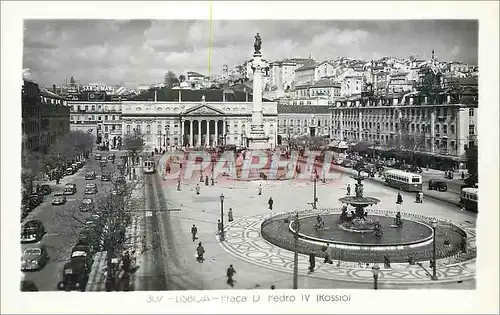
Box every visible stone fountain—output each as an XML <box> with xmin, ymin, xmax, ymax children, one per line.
<box><xmin>338</xmin><ymin>167</ymin><xmax>381</xmax><ymax>233</ymax></box>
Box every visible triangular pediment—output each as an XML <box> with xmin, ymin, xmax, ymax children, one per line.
<box><xmin>182</xmin><ymin>104</ymin><xmax>225</xmax><ymax>116</ymax></box>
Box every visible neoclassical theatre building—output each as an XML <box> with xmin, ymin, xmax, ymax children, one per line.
<box><xmin>121</xmin><ymin>88</ymin><xmax>278</xmax><ymax>149</ymax></box>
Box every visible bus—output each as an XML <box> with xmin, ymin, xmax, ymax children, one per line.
<box><xmin>460</xmin><ymin>187</ymin><xmax>478</xmax><ymax>213</ymax></box>
<box><xmin>143</xmin><ymin>160</ymin><xmax>156</xmax><ymax>174</ymax></box>
<box><xmin>383</xmin><ymin>169</ymin><xmax>422</xmax><ymax>192</ymax></box>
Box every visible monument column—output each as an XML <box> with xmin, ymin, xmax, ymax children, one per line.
<box><xmin>247</xmin><ymin>32</ymin><xmax>271</xmax><ymax>150</ymax></box>
<box><xmin>205</xmin><ymin>120</ymin><xmax>210</xmax><ymax>146</ymax></box>
<box><xmin>222</xmin><ymin>119</ymin><xmax>227</xmax><ymax>145</ymax></box>
<box><xmin>197</xmin><ymin>120</ymin><xmax>202</xmax><ymax>146</ymax></box>
<box><xmin>180</xmin><ymin>118</ymin><xmax>184</xmax><ymax>148</ymax></box>
<box><xmin>189</xmin><ymin>120</ymin><xmax>194</xmax><ymax>147</ymax></box>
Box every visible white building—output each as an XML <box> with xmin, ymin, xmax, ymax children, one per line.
<box><xmin>277</xmin><ymin>105</ymin><xmax>333</xmax><ymax>144</ymax></box>
<box><xmin>121</xmin><ymin>88</ymin><xmax>278</xmax><ymax>149</ymax></box>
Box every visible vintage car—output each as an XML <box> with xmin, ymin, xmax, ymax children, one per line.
<box><xmin>99</xmin><ymin>160</ymin><xmax>107</xmax><ymax>167</ymax></box>
<box><xmin>101</xmin><ymin>173</ymin><xmax>111</xmax><ymax>182</ymax></box>
<box><xmin>428</xmin><ymin>179</ymin><xmax>448</xmax><ymax>192</ymax></box>
<box><xmin>95</xmin><ymin>153</ymin><xmax>102</xmax><ymax>160</ymax></box>
<box><xmin>25</xmin><ymin>194</ymin><xmax>43</xmax><ymax>209</ymax></box>
<box><xmin>76</xmin><ymin>161</ymin><xmax>84</xmax><ymax>169</ymax></box>
<box><xmin>85</xmin><ymin>183</ymin><xmax>98</xmax><ymax>195</ymax></box>
<box><xmin>51</xmin><ymin>193</ymin><xmax>67</xmax><ymax>205</ymax></box>
<box><xmin>21</xmin><ymin>243</ymin><xmax>49</xmax><ymax>271</ymax></box>
<box><xmin>38</xmin><ymin>184</ymin><xmax>52</xmax><ymax>195</ymax></box>
<box><xmin>57</xmin><ymin>259</ymin><xmax>88</xmax><ymax>291</ymax></box>
<box><xmin>71</xmin><ymin>244</ymin><xmax>94</xmax><ymax>267</ymax></box>
<box><xmin>78</xmin><ymin>228</ymin><xmax>102</xmax><ymax>251</ymax></box>
<box><xmin>21</xmin><ymin>220</ymin><xmax>46</xmax><ymax>244</ymax></box>
<box><xmin>107</xmin><ymin>154</ymin><xmax>115</xmax><ymax>161</ymax></box>
<box><xmin>65</xmin><ymin>167</ymin><xmax>75</xmax><ymax>176</ymax></box>
<box><xmin>79</xmin><ymin>198</ymin><xmax>95</xmax><ymax>212</ymax></box>
<box><xmin>85</xmin><ymin>171</ymin><xmax>96</xmax><ymax>180</ymax></box>
<box><xmin>64</xmin><ymin>183</ymin><xmax>77</xmax><ymax>195</ymax></box>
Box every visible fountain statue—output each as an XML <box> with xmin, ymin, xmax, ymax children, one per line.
<box><xmin>338</xmin><ymin>166</ymin><xmax>381</xmax><ymax>234</ymax></box>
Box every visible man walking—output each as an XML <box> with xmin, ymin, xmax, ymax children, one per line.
<box><xmin>191</xmin><ymin>224</ymin><xmax>198</xmax><ymax>242</ymax></box>
<box><xmin>309</xmin><ymin>250</ymin><xmax>316</xmax><ymax>272</ymax></box>
<box><xmin>196</xmin><ymin>242</ymin><xmax>205</xmax><ymax>263</ymax></box>
<box><xmin>226</xmin><ymin>264</ymin><xmax>236</xmax><ymax>287</ymax></box>
<box><xmin>396</xmin><ymin>192</ymin><xmax>403</xmax><ymax>205</ymax></box>
<box><xmin>196</xmin><ymin>183</ymin><xmax>200</xmax><ymax>195</ymax></box>
<box><xmin>258</xmin><ymin>184</ymin><xmax>262</xmax><ymax>196</ymax></box>
<box><xmin>346</xmin><ymin>184</ymin><xmax>351</xmax><ymax>196</ymax></box>
<box><xmin>268</xmin><ymin>197</ymin><xmax>274</xmax><ymax>211</ymax></box>
<box><xmin>228</xmin><ymin>208</ymin><xmax>234</xmax><ymax>222</ymax></box>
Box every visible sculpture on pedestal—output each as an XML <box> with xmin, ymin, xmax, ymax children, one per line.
<box><xmin>254</xmin><ymin>33</ymin><xmax>262</xmax><ymax>54</ymax></box>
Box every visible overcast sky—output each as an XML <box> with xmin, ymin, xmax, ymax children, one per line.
<box><xmin>23</xmin><ymin>20</ymin><xmax>478</xmax><ymax>88</ymax></box>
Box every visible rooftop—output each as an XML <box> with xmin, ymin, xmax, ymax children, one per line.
<box><xmin>312</xmin><ymin>79</ymin><xmax>341</xmax><ymax>88</ymax></box>
<box><xmin>295</xmin><ymin>61</ymin><xmax>318</xmax><ymax>72</ymax></box>
<box><xmin>129</xmin><ymin>88</ymin><xmax>272</xmax><ymax>102</ymax></box>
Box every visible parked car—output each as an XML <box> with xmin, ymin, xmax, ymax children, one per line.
<box><xmin>26</xmin><ymin>194</ymin><xmax>43</xmax><ymax>209</ymax></box>
<box><xmin>71</xmin><ymin>244</ymin><xmax>94</xmax><ymax>267</ymax></box>
<box><xmin>85</xmin><ymin>171</ymin><xmax>96</xmax><ymax>180</ymax></box>
<box><xmin>79</xmin><ymin>198</ymin><xmax>94</xmax><ymax>212</ymax></box>
<box><xmin>428</xmin><ymin>179</ymin><xmax>448</xmax><ymax>192</ymax></box>
<box><xmin>64</xmin><ymin>183</ymin><xmax>77</xmax><ymax>195</ymax></box>
<box><xmin>52</xmin><ymin>193</ymin><xmax>67</xmax><ymax>205</ymax></box>
<box><xmin>65</xmin><ymin>167</ymin><xmax>75</xmax><ymax>176</ymax></box>
<box><xmin>21</xmin><ymin>204</ymin><xmax>30</xmax><ymax>219</ymax></box>
<box><xmin>21</xmin><ymin>220</ymin><xmax>46</xmax><ymax>244</ymax></box>
<box><xmin>101</xmin><ymin>173</ymin><xmax>111</xmax><ymax>182</ymax></box>
<box><xmin>85</xmin><ymin>183</ymin><xmax>98</xmax><ymax>195</ymax></box>
<box><xmin>76</xmin><ymin>161</ymin><xmax>83</xmax><ymax>169</ymax></box>
<box><xmin>341</xmin><ymin>160</ymin><xmax>354</xmax><ymax>168</ymax></box>
<box><xmin>107</xmin><ymin>154</ymin><xmax>115</xmax><ymax>161</ymax></box>
<box><xmin>99</xmin><ymin>160</ymin><xmax>107</xmax><ymax>167</ymax></box>
<box><xmin>38</xmin><ymin>184</ymin><xmax>52</xmax><ymax>195</ymax></box>
<box><xmin>21</xmin><ymin>243</ymin><xmax>49</xmax><ymax>271</ymax></box>
<box><xmin>95</xmin><ymin>153</ymin><xmax>102</xmax><ymax>160</ymax></box>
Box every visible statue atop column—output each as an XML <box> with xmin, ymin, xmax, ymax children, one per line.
<box><xmin>254</xmin><ymin>33</ymin><xmax>262</xmax><ymax>54</ymax></box>
<box><xmin>201</xmin><ymin>94</ymin><xmax>206</xmax><ymax>103</ymax></box>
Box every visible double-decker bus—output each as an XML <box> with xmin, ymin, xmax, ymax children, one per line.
<box><xmin>460</xmin><ymin>187</ymin><xmax>478</xmax><ymax>212</ymax></box>
<box><xmin>383</xmin><ymin>169</ymin><xmax>422</xmax><ymax>192</ymax></box>
<box><xmin>143</xmin><ymin>160</ymin><xmax>156</xmax><ymax>174</ymax></box>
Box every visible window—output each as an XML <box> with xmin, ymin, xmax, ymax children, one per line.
<box><xmin>104</xmin><ymin>115</ymin><xmax>108</xmax><ymax>121</ymax></box>
<box><xmin>435</xmin><ymin>124</ymin><xmax>440</xmax><ymax>134</ymax></box>
<box><xmin>98</xmin><ymin>116</ymin><xmax>102</xmax><ymax>121</ymax></box>
<box><xmin>412</xmin><ymin>177</ymin><xmax>420</xmax><ymax>183</ymax></box>
<box><xmin>91</xmin><ymin>105</ymin><xmax>95</xmax><ymax>111</ymax></box>
<box><xmin>157</xmin><ymin>125</ymin><xmax>162</xmax><ymax>133</ymax></box>
<box><xmin>469</xmin><ymin>124</ymin><xmax>475</xmax><ymax>135</ymax></box>
<box><xmin>443</xmin><ymin>125</ymin><xmax>448</xmax><ymax>134</ymax></box>
<box><xmin>85</xmin><ymin>105</ymin><xmax>88</xmax><ymax>111</ymax></box>
<box><xmin>450</xmin><ymin>125</ymin><xmax>455</xmax><ymax>134</ymax></box>
<box><xmin>104</xmin><ymin>126</ymin><xmax>108</xmax><ymax>132</ymax></box>
<box><xmin>469</xmin><ymin>108</ymin><xmax>474</xmax><ymax>116</ymax></box>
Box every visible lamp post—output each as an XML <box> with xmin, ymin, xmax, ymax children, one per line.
<box><xmin>312</xmin><ymin>176</ymin><xmax>317</xmax><ymax>209</ymax></box>
<box><xmin>219</xmin><ymin>193</ymin><xmax>225</xmax><ymax>241</ymax></box>
<box><xmin>431</xmin><ymin>218</ymin><xmax>438</xmax><ymax>280</ymax></box>
<box><xmin>165</xmin><ymin>125</ymin><xmax>170</xmax><ymax>152</ymax></box>
<box><xmin>292</xmin><ymin>212</ymin><xmax>300</xmax><ymax>289</ymax></box>
<box><xmin>372</xmin><ymin>264</ymin><xmax>380</xmax><ymax>289</ymax></box>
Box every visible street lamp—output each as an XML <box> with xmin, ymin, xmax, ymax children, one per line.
<box><xmin>292</xmin><ymin>212</ymin><xmax>300</xmax><ymax>289</ymax></box>
<box><xmin>431</xmin><ymin>218</ymin><xmax>438</xmax><ymax>280</ymax></box>
<box><xmin>165</xmin><ymin>125</ymin><xmax>170</xmax><ymax>151</ymax></box>
<box><xmin>372</xmin><ymin>264</ymin><xmax>380</xmax><ymax>290</ymax></box>
<box><xmin>219</xmin><ymin>193</ymin><xmax>225</xmax><ymax>241</ymax></box>
<box><xmin>312</xmin><ymin>175</ymin><xmax>318</xmax><ymax>209</ymax></box>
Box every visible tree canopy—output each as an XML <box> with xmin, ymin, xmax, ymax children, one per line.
<box><xmin>164</xmin><ymin>71</ymin><xmax>179</xmax><ymax>88</ymax></box>
<box><xmin>123</xmin><ymin>132</ymin><xmax>145</xmax><ymax>154</ymax></box>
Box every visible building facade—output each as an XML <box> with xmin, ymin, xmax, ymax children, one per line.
<box><xmin>22</xmin><ymin>80</ymin><xmax>70</xmax><ymax>152</ymax></box>
<box><xmin>68</xmin><ymin>92</ymin><xmax>122</xmax><ymax>147</ymax></box>
<box><xmin>121</xmin><ymin>89</ymin><xmax>278</xmax><ymax>149</ymax></box>
<box><xmin>277</xmin><ymin>105</ymin><xmax>332</xmax><ymax>144</ymax></box>
<box><xmin>330</xmin><ymin>88</ymin><xmax>478</xmax><ymax>160</ymax></box>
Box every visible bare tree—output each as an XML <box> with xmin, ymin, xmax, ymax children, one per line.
<box><xmin>164</xmin><ymin>71</ymin><xmax>179</xmax><ymax>88</ymax></box>
<box><xmin>55</xmin><ymin>170</ymin><xmax>145</xmax><ymax>291</ymax></box>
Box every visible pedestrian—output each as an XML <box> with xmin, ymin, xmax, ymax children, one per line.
<box><xmin>309</xmin><ymin>250</ymin><xmax>316</xmax><ymax>272</ymax></box>
<box><xmin>228</xmin><ymin>208</ymin><xmax>234</xmax><ymax>222</ymax></box>
<box><xmin>346</xmin><ymin>184</ymin><xmax>351</xmax><ymax>196</ymax></box>
<box><xmin>323</xmin><ymin>244</ymin><xmax>333</xmax><ymax>264</ymax></box>
<box><xmin>196</xmin><ymin>242</ymin><xmax>205</xmax><ymax>263</ymax></box>
<box><xmin>141</xmin><ymin>236</ymin><xmax>147</xmax><ymax>253</ymax></box>
<box><xmin>226</xmin><ymin>264</ymin><xmax>236</xmax><ymax>287</ymax></box>
<box><xmin>419</xmin><ymin>191</ymin><xmax>424</xmax><ymax>203</ymax></box>
<box><xmin>217</xmin><ymin>220</ymin><xmax>223</xmax><ymax>235</ymax></box>
<box><xmin>396</xmin><ymin>192</ymin><xmax>403</xmax><ymax>205</ymax></box>
<box><xmin>461</xmin><ymin>171</ymin><xmax>465</xmax><ymax>181</ymax></box>
<box><xmin>122</xmin><ymin>251</ymin><xmax>131</xmax><ymax>273</ymax></box>
<box><xmin>258</xmin><ymin>184</ymin><xmax>262</xmax><ymax>196</ymax></box>
<box><xmin>191</xmin><ymin>225</ymin><xmax>198</xmax><ymax>242</ymax></box>
<box><xmin>268</xmin><ymin>197</ymin><xmax>274</xmax><ymax>211</ymax></box>
<box><xmin>196</xmin><ymin>183</ymin><xmax>200</xmax><ymax>195</ymax></box>
<box><xmin>205</xmin><ymin>175</ymin><xmax>209</xmax><ymax>186</ymax></box>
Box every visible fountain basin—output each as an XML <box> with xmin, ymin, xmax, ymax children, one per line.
<box><xmin>290</xmin><ymin>214</ymin><xmax>434</xmax><ymax>250</ymax></box>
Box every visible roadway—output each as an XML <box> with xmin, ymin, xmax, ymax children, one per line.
<box><xmin>22</xmin><ymin>151</ymin><xmax>123</xmax><ymax>291</ymax></box>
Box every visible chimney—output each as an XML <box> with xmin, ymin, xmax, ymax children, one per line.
<box><xmin>154</xmin><ymin>90</ymin><xmax>157</xmax><ymax>102</ymax></box>
<box><xmin>53</xmin><ymin>85</ymin><xmax>56</xmax><ymax>93</ymax></box>
<box><xmin>178</xmin><ymin>90</ymin><xmax>182</xmax><ymax>103</ymax></box>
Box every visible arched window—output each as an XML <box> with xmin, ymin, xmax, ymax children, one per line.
<box><xmin>157</xmin><ymin>125</ymin><xmax>162</xmax><ymax>133</ymax></box>
<box><xmin>146</xmin><ymin>124</ymin><xmax>151</xmax><ymax>134</ymax></box>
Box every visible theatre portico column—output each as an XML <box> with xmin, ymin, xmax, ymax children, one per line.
<box><xmin>206</xmin><ymin>120</ymin><xmax>210</xmax><ymax>147</ymax></box>
<box><xmin>197</xmin><ymin>120</ymin><xmax>202</xmax><ymax>147</ymax></box>
<box><xmin>222</xmin><ymin>120</ymin><xmax>226</xmax><ymax>146</ymax></box>
<box><xmin>189</xmin><ymin>120</ymin><xmax>194</xmax><ymax>147</ymax></box>
<box><xmin>214</xmin><ymin>120</ymin><xmax>219</xmax><ymax>146</ymax></box>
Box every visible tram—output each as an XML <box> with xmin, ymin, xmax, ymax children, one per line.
<box><xmin>143</xmin><ymin>160</ymin><xmax>156</xmax><ymax>174</ymax></box>
<box><xmin>383</xmin><ymin>169</ymin><xmax>422</xmax><ymax>192</ymax></box>
<box><xmin>460</xmin><ymin>187</ymin><xmax>478</xmax><ymax>213</ymax></box>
